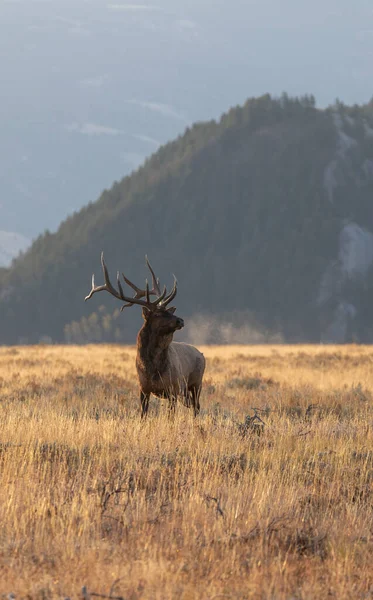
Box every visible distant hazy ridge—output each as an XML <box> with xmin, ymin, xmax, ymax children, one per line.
<box><xmin>0</xmin><ymin>231</ymin><xmax>30</xmax><ymax>268</ymax></box>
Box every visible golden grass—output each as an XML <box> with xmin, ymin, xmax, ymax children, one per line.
<box><xmin>0</xmin><ymin>344</ymin><xmax>372</xmax><ymax>599</ymax></box>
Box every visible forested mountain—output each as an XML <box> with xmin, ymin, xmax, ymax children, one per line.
<box><xmin>2</xmin><ymin>93</ymin><xmax>373</xmax><ymax>345</ymax></box>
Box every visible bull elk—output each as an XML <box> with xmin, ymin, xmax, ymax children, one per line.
<box><xmin>85</xmin><ymin>253</ymin><xmax>205</xmax><ymax>417</ymax></box>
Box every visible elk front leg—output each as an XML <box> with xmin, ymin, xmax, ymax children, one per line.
<box><xmin>140</xmin><ymin>391</ymin><xmax>150</xmax><ymax>418</ymax></box>
<box><xmin>189</xmin><ymin>384</ymin><xmax>201</xmax><ymax>417</ymax></box>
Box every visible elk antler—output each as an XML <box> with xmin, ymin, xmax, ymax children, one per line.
<box><xmin>85</xmin><ymin>253</ymin><xmax>177</xmax><ymax>311</ymax></box>
<box><xmin>119</xmin><ymin>255</ymin><xmax>164</xmax><ymax>308</ymax></box>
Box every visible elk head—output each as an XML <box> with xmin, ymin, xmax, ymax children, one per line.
<box><xmin>85</xmin><ymin>253</ymin><xmax>184</xmax><ymax>335</ymax></box>
<box><xmin>141</xmin><ymin>305</ymin><xmax>184</xmax><ymax>336</ymax></box>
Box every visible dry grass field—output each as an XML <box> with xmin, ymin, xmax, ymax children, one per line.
<box><xmin>0</xmin><ymin>344</ymin><xmax>372</xmax><ymax>599</ymax></box>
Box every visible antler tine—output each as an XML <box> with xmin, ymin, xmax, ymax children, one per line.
<box><xmin>117</xmin><ymin>271</ymin><xmax>124</xmax><ymax>297</ymax></box>
<box><xmin>145</xmin><ymin>255</ymin><xmax>162</xmax><ymax>296</ymax></box>
<box><xmin>162</xmin><ymin>275</ymin><xmax>178</xmax><ymax>307</ymax></box>
<box><xmin>85</xmin><ymin>274</ymin><xmax>98</xmax><ymax>301</ymax></box>
<box><xmin>145</xmin><ymin>279</ymin><xmax>150</xmax><ymax>304</ymax></box>
<box><xmin>153</xmin><ymin>285</ymin><xmax>167</xmax><ymax>306</ymax></box>
<box><xmin>101</xmin><ymin>253</ymin><xmax>122</xmax><ymax>297</ymax></box>
<box><xmin>121</xmin><ymin>272</ymin><xmax>144</xmax><ymax>295</ymax></box>
<box><xmin>117</xmin><ymin>271</ymin><xmax>133</xmax><ymax>310</ymax></box>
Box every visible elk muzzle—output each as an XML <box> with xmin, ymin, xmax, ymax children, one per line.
<box><xmin>175</xmin><ymin>317</ymin><xmax>184</xmax><ymax>330</ymax></box>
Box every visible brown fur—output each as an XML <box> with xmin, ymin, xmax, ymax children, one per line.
<box><xmin>136</xmin><ymin>307</ymin><xmax>205</xmax><ymax>417</ymax></box>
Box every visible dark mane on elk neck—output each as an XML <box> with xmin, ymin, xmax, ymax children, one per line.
<box><xmin>136</xmin><ymin>317</ymin><xmax>171</xmax><ymax>384</ymax></box>
<box><xmin>85</xmin><ymin>252</ymin><xmax>206</xmax><ymax>417</ymax></box>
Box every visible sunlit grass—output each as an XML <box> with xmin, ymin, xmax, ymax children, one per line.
<box><xmin>0</xmin><ymin>344</ymin><xmax>372</xmax><ymax>598</ymax></box>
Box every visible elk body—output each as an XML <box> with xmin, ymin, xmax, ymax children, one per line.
<box><xmin>85</xmin><ymin>254</ymin><xmax>205</xmax><ymax>417</ymax></box>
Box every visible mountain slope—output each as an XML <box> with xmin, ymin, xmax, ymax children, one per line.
<box><xmin>1</xmin><ymin>94</ymin><xmax>373</xmax><ymax>344</ymax></box>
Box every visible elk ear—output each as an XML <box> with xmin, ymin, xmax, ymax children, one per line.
<box><xmin>168</xmin><ymin>306</ymin><xmax>177</xmax><ymax>314</ymax></box>
<box><xmin>142</xmin><ymin>307</ymin><xmax>151</xmax><ymax>320</ymax></box>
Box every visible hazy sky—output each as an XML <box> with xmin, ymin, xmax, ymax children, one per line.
<box><xmin>1</xmin><ymin>0</ymin><xmax>373</xmax><ymax>239</ymax></box>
